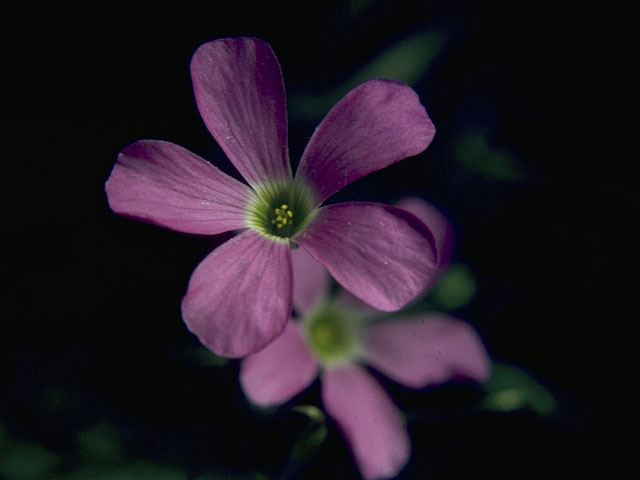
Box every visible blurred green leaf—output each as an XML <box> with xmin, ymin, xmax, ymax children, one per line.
<box><xmin>290</xmin><ymin>405</ymin><xmax>328</xmax><ymax>464</ymax></box>
<box><xmin>291</xmin><ymin>423</ymin><xmax>328</xmax><ymax>464</ymax></box>
<box><xmin>350</xmin><ymin>30</ymin><xmax>445</xmax><ymax>87</ymax></box>
<box><xmin>431</xmin><ymin>263</ymin><xmax>477</xmax><ymax>310</ymax></box>
<box><xmin>290</xmin><ymin>30</ymin><xmax>446</xmax><ymax>122</ymax></box>
<box><xmin>0</xmin><ymin>443</ymin><xmax>60</xmax><ymax>480</ymax></box>
<box><xmin>62</xmin><ymin>462</ymin><xmax>186</xmax><ymax>480</ymax></box>
<box><xmin>192</xmin><ymin>346</ymin><xmax>229</xmax><ymax>367</ymax></box>
<box><xmin>77</xmin><ymin>422</ymin><xmax>122</xmax><ymax>461</ymax></box>
<box><xmin>454</xmin><ymin>130</ymin><xmax>522</xmax><ymax>181</ymax></box>
<box><xmin>482</xmin><ymin>363</ymin><xmax>556</xmax><ymax>416</ymax></box>
<box><xmin>292</xmin><ymin>404</ymin><xmax>325</xmax><ymax>424</ymax></box>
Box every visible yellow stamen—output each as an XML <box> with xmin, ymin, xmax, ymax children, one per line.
<box><xmin>271</xmin><ymin>204</ymin><xmax>295</xmax><ymax>229</ymax></box>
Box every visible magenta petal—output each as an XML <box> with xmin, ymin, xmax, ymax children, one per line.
<box><xmin>362</xmin><ymin>314</ymin><xmax>491</xmax><ymax>388</ymax></box>
<box><xmin>105</xmin><ymin>140</ymin><xmax>251</xmax><ymax>234</ymax></box>
<box><xmin>322</xmin><ymin>365</ymin><xmax>410</xmax><ymax>480</ymax></box>
<box><xmin>291</xmin><ymin>246</ymin><xmax>329</xmax><ymax>316</ymax></box>
<box><xmin>191</xmin><ymin>37</ymin><xmax>291</xmax><ymax>186</ymax></box>
<box><xmin>181</xmin><ymin>230</ymin><xmax>291</xmax><ymax>358</ymax></box>
<box><xmin>296</xmin><ymin>79</ymin><xmax>435</xmax><ymax>205</ymax></box>
<box><xmin>240</xmin><ymin>320</ymin><xmax>318</xmax><ymax>406</ymax></box>
<box><xmin>297</xmin><ymin>203</ymin><xmax>438</xmax><ymax>311</ymax></box>
<box><xmin>396</xmin><ymin>197</ymin><xmax>455</xmax><ymax>273</ymax></box>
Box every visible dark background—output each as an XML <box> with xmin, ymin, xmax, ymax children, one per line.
<box><xmin>1</xmin><ymin>1</ymin><xmax>634</xmax><ymax>479</ymax></box>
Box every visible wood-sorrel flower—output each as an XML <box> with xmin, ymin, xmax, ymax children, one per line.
<box><xmin>105</xmin><ymin>37</ymin><xmax>437</xmax><ymax>358</ymax></box>
<box><xmin>241</xmin><ymin>199</ymin><xmax>490</xmax><ymax>480</ymax></box>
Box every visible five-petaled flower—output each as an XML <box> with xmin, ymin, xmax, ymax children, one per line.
<box><xmin>105</xmin><ymin>37</ymin><xmax>437</xmax><ymax>357</ymax></box>
<box><xmin>240</xmin><ymin>198</ymin><xmax>490</xmax><ymax>480</ymax></box>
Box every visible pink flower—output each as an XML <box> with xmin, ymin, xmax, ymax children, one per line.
<box><xmin>240</xmin><ymin>199</ymin><xmax>490</xmax><ymax>480</ymax></box>
<box><xmin>105</xmin><ymin>37</ymin><xmax>438</xmax><ymax>358</ymax></box>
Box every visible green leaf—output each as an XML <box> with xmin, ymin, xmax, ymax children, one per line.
<box><xmin>290</xmin><ymin>29</ymin><xmax>446</xmax><ymax>122</ymax></box>
<box><xmin>192</xmin><ymin>346</ymin><xmax>229</xmax><ymax>367</ymax></box>
<box><xmin>350</xmin><ymin>30</ymin><xmax>446</xmax><ymax>87</ymax></box>
<box><xmin>290</xmin><ymin>424</ymin><xmax>328</xmax><ymax>464</ymax></box>
<box><xmin>431</xmin><ymin>264</ymin><xmax>477</xmax><ymax>310</ymax></box>
<box><xmin>292</xmin><ymin>405</ymin><xmax>325</xmax><ymax>424</ymax></box>
<box><xmin>290</xmin><ymin>405</ymin><xmax>328</xmax><ymax>464</ymax></box>
<box><xmin>482</xmin><ymin>363</ymin><xmax>556</xmax><ymax>416</ymax></box>
<box><xmin>0</xmin><ymin>443</ymin><xmax>60</xmax><ymax>480</ymax></box>
<box><xmin>454</xmin><ymin>130</ymin><xmax>522</xmax><ymax>181</ymax></box>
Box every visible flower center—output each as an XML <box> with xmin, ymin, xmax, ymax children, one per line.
<box><xmin>272</xmin><ymin>204</ymin><xmax>294</xmax><ymax>230</ymax></box>
<box><xmin>303</xmin><ymin>304</ymin><xmax>361</xmax><ymax>366</ymax></box>
<box><xmin>246</xmin><ymin>180</ymin><xmax>315</xmax><ymax>241</ymax></box>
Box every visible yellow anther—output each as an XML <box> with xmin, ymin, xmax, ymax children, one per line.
<box><xmin>270</xmin><ymin>204</ymin><xmax>295</xmax><ymax>231</ymax></box>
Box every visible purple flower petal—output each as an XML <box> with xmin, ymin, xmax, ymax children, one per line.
<box><xmin>296</xmin><ymin>79</ymin><xmax>435</xmax><ymax>205</ymax></box>
<box><xmin>291</xmin><ymin>245</ymin><xmax>329</xmax><ymax>316</ymax></box>
<box><xmin>297</xmin><ymin>203</ymin><xmax>438</xmax><ymax>311</ymax></box>
<box><xmin>240</xmin><ymin>320</ymin><xmax>319</xmax><ymax>406</ymax></box>
<box><xmin>105</xmin><ymin>140</ymin><xmax>251</xmax><ymax>234</ymax></box>
<box><xmin>191</xmin><ymin>37</ymin><xmax>291</xmax><ymax>186</ymax></box>
<box><xmin>181</xmin><ymin>230</ymin><xmax>292</xmax><ymax>358</ymax></box>
<box><xmin>322</xmin><ymin>365</ymin><xmax>410</xmax><ymax>480</ymax></box>
<box><xmin>362</xmin><ymin>314</ymin><xmax>491</xmax><ymax>388</ymax></box>
<box><xmin>396</xmin><ymin>197</ymin><xmax>455</xmax><ymax>274</ymax></box>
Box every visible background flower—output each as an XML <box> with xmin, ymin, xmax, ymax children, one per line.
<box><xmin>240</xmin><ymin>199</ymin><xmax>490</xmax><ymax>479</ymax></box>
<box><xmin>105</xmin><ymin>37</ymin><xmax>438</xmax><ymax>358</ymax></box>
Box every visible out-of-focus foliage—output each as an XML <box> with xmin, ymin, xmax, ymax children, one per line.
<box><xmin>482</xmin><ymin>363</ymin><xmax>557</xmax><ymax>416</ymax></box>
<box><xmin>431</xmin><ymin>263</ymin><xmax>477</xmax><ymax>311</ymax></box>
<box><xmin>0</xmin><ymin>442</ymin><xmax>59</xmax><ymax>480</ymax></box>
<box><xmin>290</xmin><ymin>30</ymin><xmax>446</xmax><ymax>122</ymax></box>
<box><xmin>454</xmin><ymin>130</ymin><xmax>522</xmax><ymax>181</ymax></box>
<box><xmin>349</xmin><ymin>30</ymin><xmax>446</xmax><ymax>88</ymax></box>
<box><xmin>292</xmin><ymin>404</ymin><xmax>325</xmax><ymax>424</ymax></box>
<box><xmin>290</xmin><ymin>405</ymin><xmax>328</xmax><ymax>464</ymax></box>
<box><xmin>192</xmin><ymin>346</ymin><xmax>230</xmax><ymax>367</ymax></box>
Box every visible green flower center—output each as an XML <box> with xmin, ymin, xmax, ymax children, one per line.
<box><xmin>246</xmin><ymin>180</ymin><xmax>316</xmax><ymax>242</ymax></box>
<box><xmin>303</xmin><ymin>304</ymin><xmax>361</xmax><ymax>366</ymax></box>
